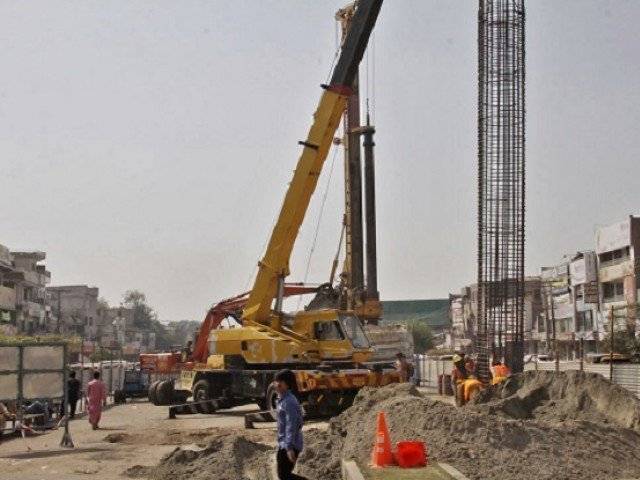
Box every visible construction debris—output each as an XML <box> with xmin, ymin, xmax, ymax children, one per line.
<box><xmin>297</xmin><ymin>373</ymin><xmax>640</xmax><ymax>480</ymax></box>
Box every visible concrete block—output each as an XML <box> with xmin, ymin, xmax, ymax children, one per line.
<box><xmin>342</xmin><ymin>459</ymin><xmax>367</xmax><ymax>480</ymax></box>
<box><xmin>439</xmin><ymin>463</ymin><xmax>470</xmax><ymax>480</ymax></box>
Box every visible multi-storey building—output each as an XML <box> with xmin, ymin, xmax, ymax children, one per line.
<box><xmin>595</xmin><ymin>216</ymin><xmax>640</xmax><ymax>336</ymax></box>
<box><xmin>570</xmin><ymin>251</ymin><xmax>601</xmax><ymax>349</ymax></box>
<box><xmin>48</xmin><ymin>285</ymin><xmax>99</xmax><ymax>337</ymax></box>
<box><xmin>0</xmin><ymin>244</ymin><xmax>18</xmax><ymax>334</ymax></box>
<box><xmin>450</xmin><ymin>277</ymin><xmax>542</xmax><ymax>354</ymax></box>
<box><xmin>534</xmin><ymin>252</ymin><xmax>603</xmax><ymax>357</ymax></box>
<box><xmin>10</xmin><ymin>251</ymin><xmax>51</xmax><ymax>335</ymax></box>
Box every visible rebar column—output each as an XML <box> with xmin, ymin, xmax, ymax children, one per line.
<box><xmin>476</xmin><ymin>0</ymin><xmax>526</xmax><ymax>381</ymax></box>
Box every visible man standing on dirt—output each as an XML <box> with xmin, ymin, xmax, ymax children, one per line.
<box><xmin>60</xmin><ymin>371</ymin><xmax>81</xmax><ymax>419</ymax></box>
<box><xmin>274</xmin><ymin>369</ymin><xmax>308</xmax><ymax>480</ymax></box>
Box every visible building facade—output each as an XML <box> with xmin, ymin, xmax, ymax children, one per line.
<box><xmin>10</xmin><ymin>251</ymin><xmax>51</xmax><ymax>335</ymax></box>
<box><xmin>449</xmin><ymin>278</ymin><xmax>542</xmax><ymax>354</ymax></box>
<box><xmin>596</xmin><ymin>216</ymin><xmax>640</xmax><ymax>337</ymax></box>
<box><xmin>48</xmin><ymin>285</ymin><xmax>99</xmax><ymax>337</ymax></box>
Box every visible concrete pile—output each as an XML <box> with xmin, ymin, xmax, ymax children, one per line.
<box><xmin>297</xmin><ymin>372</ymin><xmax>640</xmax><ymax>480</ymax></box>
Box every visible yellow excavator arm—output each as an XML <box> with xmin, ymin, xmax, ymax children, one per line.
<box><xmin>242</xmin><ymin>0</ymin><xmax>383</xmax><ymax>325</ymax></box>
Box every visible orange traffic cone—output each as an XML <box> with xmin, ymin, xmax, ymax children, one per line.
<box><xmin>371</xmin><ymin>411</ymin><xmax>394</xmax><ymax>467</ymax></box>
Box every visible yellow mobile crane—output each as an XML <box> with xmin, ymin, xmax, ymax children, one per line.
<box><xmin>170</xmin><ymin>0</ymin><xmax>398</xmax><ymax>417</ymax></box>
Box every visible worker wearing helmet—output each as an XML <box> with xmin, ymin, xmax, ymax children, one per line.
<box><xmin>451</xmin><ymin>353</ymin><xmax>468</xmax><ymax>405</ymax></box>
<box><xmin>490</xmin><ymin>359</ymin><xmax>511</xmax><ymax>385</ymax></box>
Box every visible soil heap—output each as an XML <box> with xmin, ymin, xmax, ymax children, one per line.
<box><xmin>298</xmin><ymin>371</ymin><xmax>640</xmax><ymax>480</ymax></box>
<box><xmin>124</xmin><ymin>432</ymin><xmax>272</xmax><ymax>480</ymax></box>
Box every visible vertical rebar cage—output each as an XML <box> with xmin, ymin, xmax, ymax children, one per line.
<box><xmin>476</xmin><ymin>0</ymin><xmax>526</xmax><ymax>380</ymax></box>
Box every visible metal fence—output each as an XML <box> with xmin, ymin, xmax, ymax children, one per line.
<box><xmin>413</xmin><ymin>355</ymin><xmax>640</xmax><ymax>398</ymax></box>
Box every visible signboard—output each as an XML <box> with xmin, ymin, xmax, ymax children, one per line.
<box><xmin>584</xmin><ymin>281</ymin><xmax>599</xmax><ymax>304</ymax></box>
<box><xmin>596</xmin><ymin>218</ymin><xmax>630</xmax><ymax>254</ymax></box>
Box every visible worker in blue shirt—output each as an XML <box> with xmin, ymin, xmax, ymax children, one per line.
<box><xmin>274</xmin><ymin>369</ymin><xmax>308</xmax><ymax>480</ymax></box>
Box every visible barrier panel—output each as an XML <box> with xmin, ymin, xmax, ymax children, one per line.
<box><xmin>0</xmin><ymin>341</ymin><xmax>73</xmax><ymax>446</ymax></box>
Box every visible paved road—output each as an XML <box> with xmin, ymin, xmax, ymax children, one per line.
<box><xmin>0</xmin><ymin>401</ymin><xmax>276</xmax><ymax>480</ymax></box>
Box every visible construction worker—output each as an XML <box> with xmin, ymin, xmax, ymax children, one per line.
<box><xmin>491</xmin><ymin>359</ymin><xmax>511</xmax><ymax>385</ymax></box>
<box><xmin>464</xmin><ymin>355</ymin><xmax>476</xmax><ymax>378</ymax></box>
<box><xmin>451</xmin><ymin>354</ymin><xmax>468</xmax><ymax>404</ymax></box>
<box><xmin>274</xmin><ymin>369</ymin><xmax>308</xmax><ymax>480</ymax></box>
<box><xmin>395</xmin><ymin>352</ymin><xmax>411</xmax><ymax>382</ymax></box>
<box><xmin>181</xmin><ymin>340</ymin><xmax>193</xmax><ymax>362</ymax></box>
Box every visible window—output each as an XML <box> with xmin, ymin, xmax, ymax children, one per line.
<box><xmin>599</xmin><ymin>246</ymin><xmax>630</xmax><ymax>267</ymax></box>
<box><xmin>603</xmin><ymin>281</ymin><xmax>624</xmax><ymax>302</ymax></box>
<box><xmin>339</xmin><ymin>315</ymin><xmax>370</xmax><ymax>349</ymax></box>
<box><xmin>314</xmin><ymin>321</ymin><xmax>344</xmax><ymax>341</ymax></box>
<box><xmin>576</xmin><ymin>311</ymin><xmax>593</xmax><ymax>331</ymax></box>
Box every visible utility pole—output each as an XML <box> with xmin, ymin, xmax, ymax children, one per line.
<box><xmin>552</xmin><ymin>290</ymin><xmax>558</xmax><ymax>373</ymax></box>
<box><xmin>609</xmin><ymin>305</ymin><xmax>614</xmax><ymax>381</ymax></box>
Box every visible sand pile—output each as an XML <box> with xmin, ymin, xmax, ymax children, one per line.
<box><xmin>471</xmin><ymin>370</ymin><xmax>640</xmax><ymax>430</ymax></box>
<box><xmin>124</xmin><ymin>433</ymin><xmax>272</xmax><ymax>480</ymax></box>
<box><xmin>298</xmin><ymin>374</ymin><xmax>640</xmax><ymax>480</ymax></box>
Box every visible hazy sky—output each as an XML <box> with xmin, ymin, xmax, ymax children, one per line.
<box><xmin>2</xmin><ymin>1</ymin><xmax>640</xmax><ymax>321</ymax></box>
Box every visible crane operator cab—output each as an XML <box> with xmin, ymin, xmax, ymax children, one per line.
<box><xmin>309</xmin><ymin>312</ymin><xmax>372</xmax><ymax>364</ymax></box>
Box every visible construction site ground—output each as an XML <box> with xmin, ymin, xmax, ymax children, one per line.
<box><xmin>3</xmin><ymin>372</ymin><xmax>640</xmax><ymax>480</ymax></box>
<box><xmin>0</xmin><ymin>392</ymin><xmax>444</xmax><ymax>480</ymax></box>
<box><xmin>0</xmin><ymin>402</ymin><xmax>283</xmax><ymax>480</ymax></box>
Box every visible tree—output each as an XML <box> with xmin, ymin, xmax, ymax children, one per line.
<box><xmin>123</xmin><ymin>290</ymin><xmax>155</xmax><ymax>329</ymax></box>
<box><xmin>166</xmin><ymin>320</ymin><xmax>201</xmax><ymax>346</ymax></box>
<box><xmin>406</xmin><ymin>320</ymin><xmax>434</xmax><ymax>354</ymax></box>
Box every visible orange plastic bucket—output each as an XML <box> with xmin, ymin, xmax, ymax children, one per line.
<box><xmin>395</xmin><ymin>441</ymin><xmax>427</xmax><ymax>468</ymax></box>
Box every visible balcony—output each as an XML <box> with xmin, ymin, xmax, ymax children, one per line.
<box><xmin>21</xmin><ymin>270</ymin><xmax>50</xmax><ymax>287</ymax></box>
<box><xmin>0</xmin><ymin>286</ymin><xmax>16</xmax><ymax>310</ymax></box>
<box><xmin>598</xmin><ymin>259</ymin><xmax>634</xmax><ymax>283</ymax></box>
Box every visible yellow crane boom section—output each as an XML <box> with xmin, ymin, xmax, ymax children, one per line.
<box><xmin>242</xmin><ymin>89</ymin><xmax>348</xmax><ymax>324</ymax></box>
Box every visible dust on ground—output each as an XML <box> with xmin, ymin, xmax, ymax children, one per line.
<box><xmin>297</xmin><ymin>371</ymin><xmax>640</xmax><ymax>480</ymax></box>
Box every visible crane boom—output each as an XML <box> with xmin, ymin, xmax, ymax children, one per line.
<box><xmin>242</xmin><ymin>0</ymin><xmax>383</xmax><ymax>325</ymax></box>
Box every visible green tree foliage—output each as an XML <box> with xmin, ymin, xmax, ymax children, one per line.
<box><xmin>166</xmin><ymin>320</ymin><xmax>201</xmax><ymax>346</ymax></box>
<box><xmin>123</xmin><ymin>290</ymin><xmax>155</xmax><ymax>329</ymax></box>
<box><xmin>406</xmin><ymin>320</ymin><xmax>434</xmax><ymax>354</ymax></box>
<box><xmin>122</xmin><ymin>290</ymin><xmax>173</xmax><ymax>350</ymax></box>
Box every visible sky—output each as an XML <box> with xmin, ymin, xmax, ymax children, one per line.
<box><xmin>2</xmin><ymin>1</ymin><xmax>640</xmax><ymax>321</ymax></box>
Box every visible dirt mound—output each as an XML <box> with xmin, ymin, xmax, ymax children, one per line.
<box><xmin>124</xmin><ymin>433</ymin><xmax>272</xmax><ymax>480</ymax></box>
<box><xmin>470</xmin><ymin>370</ymin><xmax>640</xmax><ymax>431</ymax></box>
<box><xmin>298</xmin><ymin>378</ymin><xmax>640</xmax><ymax>480</ymax></box>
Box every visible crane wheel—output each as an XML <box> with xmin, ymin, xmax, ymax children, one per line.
<box><xmin>156</xmin><ymin>380</ymin><xmax>175</xmax><ymax>406</ymax></box>
<box><xmin>148</xmin><ymin>381</ymin><xmax>160</xmax><ymax>405</ymax></box>
<box><xmin>114</xmin><ymin>389</ymin><xmax>127</xmax><ymax>404</ymax></box>
<box><xmin>264</xmin><ymin>384</ymin><xmax>279</xmax><ymax>420</ymax></box>
<box><xmin>193</xmin><ymin>380</ymin><xmax>212</xmax><ymax>403</ymax></box>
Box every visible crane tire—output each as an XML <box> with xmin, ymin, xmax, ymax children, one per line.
<box><xmin>156</xmin><ymin>380</ymin><xmax>175</xmax><ymax>406</ymax></box>
<box><xmin>148</xmin><ymin>380</ymin><xmax>160</xmax><ymax>405</ymax></box>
